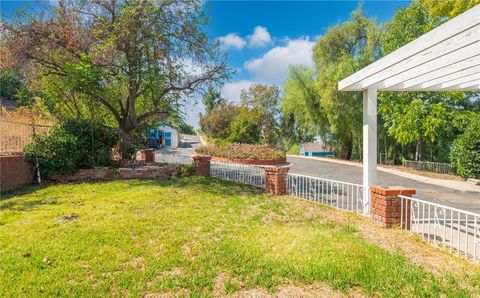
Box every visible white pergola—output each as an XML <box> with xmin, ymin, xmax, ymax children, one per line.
<box><xmin>338</xmin><ymin>5</ymin><xmax>480</xmax><ymax>214</ymax></box>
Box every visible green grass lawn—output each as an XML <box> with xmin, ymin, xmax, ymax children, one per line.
<box><xmin>1</xmin><ymin>177</ymin><xmax>479</xmax><ymax>297</ymax></box>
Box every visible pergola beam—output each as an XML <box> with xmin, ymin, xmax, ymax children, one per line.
<box><xmin>338</xmin><ymin>5</ymin><xmax>480</xmax><ymax>91</ymax></box>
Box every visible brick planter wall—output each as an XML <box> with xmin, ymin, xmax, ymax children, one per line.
<box><xmin>0</xmin><ymin>154</ymin><xmax>35</xmax><ymax>192</ymax></box>
<box><xmin>370</xmin><ymin>186</ymin><xmax>416</xmax><ymax>229</ymax></box>
<box><xmin>192</xmin><ymin>155</ymin><xmax>211</xmax><ymax>177</ymax></box>
<box><xmin>138</xmin><ymin>149</ymin><xmax>155</xmax><ymax>163</ymax></box>
<box><xmin>265</xmin><ymin>166</ymin><xmax>290</xmax><ymax>195</ymax></box>
<box><xmin>52</xmin><ymin>165</ymin><xmax>180</xmax><ymax>182</ymax></box>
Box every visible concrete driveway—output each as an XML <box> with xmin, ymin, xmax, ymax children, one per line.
<box><xmin>288</xmin><ymin>156</ymin><xmax>480</xmax><ymax>213</ymax></box>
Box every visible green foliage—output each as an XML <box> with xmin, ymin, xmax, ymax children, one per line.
<box><xmin>287</xmin><ymin>144</ymin><xmax>301</xmax><ymax>155</ymax></box>
<box><xmin>227</xmin><ymin>108</ymin><xmax>261</xmax><ymax>144</ymax></box>
<box><xmin>200</xmin><ymin>102</ymin><xmax>239</xmax><ymax>140</ymax></box>
<box><xmin>202</xmin><ymin>87</ymin><xmax>223</xmax><ymax>115</ymax></box>
<box><xmin>4</xmin><ymin>0</ymin><xmax>228</xmax><ymax>158</ymax></box>
<box><xmin>378</xmin><ymin>0</ymin><xmax>478</xmax><ymax>162</ymax></box>
<box><xmin>179</xmin><ymin>165</ymin><xmax>198</xmax><ymax>177</ymax></box>
<box><xmin>24</xmin><ymin>119</ymin><xmax>118</xmax><ymax>179</ymax></box>
<box><xmin>196</xmin><ymin>143</ymin><xmax>285</xmax><ymax>160</ymax></box>
<box><xmin>201</xmin><ymin>84</ymin><xmax>282</xmax><ymax>146</ymax></box>
<box><xmin>283</xmin><ymin>6</ymin><xmax>381</xmax><ymax>159</ymax></box>
<box><xmin>24</xmin><ymin>127</ymin><xmax>79</xmax><ymax>179</ymax></box>
<box><xmin>61</xmin><ymin>118</ymin><xmax>118</xmax><ymax>168</ymax></box>
<box><xmin>240</xmin><ymin>84</ymin><xmax>282</xmax><ymax>146</ymax></box>
<box><xmin>0</xmin><ymin>70</ymin><xmax>31</xmax><ymax>106</ymax></box>
<box><xmin>179</xmin><ymin>122</ymin><xmax>196</xmax><ymax>135</ymax></box>
<box><xmin>451</xmin><ymin>116</ymin><xmax>480</xmax><ymax>179</ymax></box>
<box><xmin>422</xmin><ymin>0</ymin><xmax>480</xmax><ymax>19</ymax></box>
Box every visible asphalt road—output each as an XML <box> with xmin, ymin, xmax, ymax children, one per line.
<box><xmin>288</xmin><ymin>156</ymin><xmax>480</xmax><ymax>213</ymax></box>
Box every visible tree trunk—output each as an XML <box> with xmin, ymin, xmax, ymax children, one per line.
<box><xmin>342</xmin><ymin>139</ymin><xmax>353</xmax><ymax>160</ymax></box>
<box><xmin>120</xmin><ymin>128</ymin><xmax>135</xmax><ymax>160</ymax></box>
<box><xmin>415</xmin><ymin>138</ymin><xmax>423</xmax><ymax>161</ymax></box>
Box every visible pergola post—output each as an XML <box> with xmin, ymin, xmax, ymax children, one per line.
<box><xmin>362</xmin><ymin>87</ymin><xmax>377</xmax><ymax>215</ymax></box>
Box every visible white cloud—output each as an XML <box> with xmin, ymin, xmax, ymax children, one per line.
<box><xmin>244</xmin><ymin>38</ymin><xmax>314</xmax><ymax>86</ymax></box>
<box><xmin>221</xmin><ymin>80</ymin><xmax>256</xmax><ymax>103</ymax></box>
<box><xmin>248</xmin><ymin>26</ymin><xmax>272</xmax><ymax>48</ymax></box>
<box><xmin>218</xmin><ymin>33</ymin><xmax>246</xmax><ymax>50</ymax></box>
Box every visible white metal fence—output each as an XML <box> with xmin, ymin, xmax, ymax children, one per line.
<box><xmin>287</xmin><ymin>173</ymin><xmax>364</xmax><ymax>214</ymax></box>
<box><xmin>210</xmin><ymin>160</ymin><xmax>265</xmax><ymax>188</ymax></box>
<box><xmin>155</xmin><ymin>154</ymin><xmax>193</xmax><ymax>165</ymax></box>
<box><xmin>400</xmin><ymin>195</ymin><xmax>480</xmax><ymax>263</ymax></box>
<box><xmin>402</xmin><ymin>160</ymin><xmax>451</xmax><ymax>174</ymax></box>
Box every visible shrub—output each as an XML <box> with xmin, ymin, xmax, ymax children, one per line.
<box><xmin>450</xmin><ymin>117</ymin><xmax>480</xmax><ymax>179</ymax></box>
<box><xmin>62</xmin><ymin>118</ymin><xmax>118</xmax><ymax>168</ymax></box>
<box><xmin>179</xmin><ymin>165</ymin><xmax>198</xmax><ymax>177</ymax></box>
<box><xmin>24</xmin><ymin>127</ymin><xmax>79</xmax><ymax>179</ymax></box>
<box><xmin>227</xmin><ymin>109</ymin><xmax>261</xmax><ymax>144</ymax></box>
<box><xmin>287</xmin><ymin>144</ymin><xmax>301</xmax><ymax>155</ymax></box>
<box><xmin>196</xmin><ymin>143</ymin><xmax>285</xmax><ymax>160</ymax></box>
<box><xmin>24</xmin><ymin>118</ymin><xmax>118</xmax><ymax>179</ymax></box>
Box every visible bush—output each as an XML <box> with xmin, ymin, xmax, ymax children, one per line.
<box><xmin>25</xmin><ymin>127</ymin><xmax>79</xmax><ymax>179</ymax></box>
<box><xmin>450</xmin><ymin>117</ymin><xmax>480</xmax><ymax>179</ymax></box>
<box><xmin>196</xmin><ymin>143</ymin><xmax>285</xmax><ymax>160</ymax></box>
<box><xmin>62</xmin><ymin>118</ymin><xmax>118</xmax><ymax>168</ymax></box>
<box><xmin>24</xmin><ymin>119</ymin><xmax>118</xmax><ymax>179</ymax></box>
<box><xmin>227</xmin><ymin>109</ymin><xmax>261</xmax><ymax>144</ymax></box>
<box><xmin>287</xmin><ymin>144</ymin><xmax>301</xmax><ymax>155</ymax></box>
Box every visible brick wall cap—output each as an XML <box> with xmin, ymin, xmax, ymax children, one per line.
<box><xmin>192</xmin><ymin>154</ymin><xmax>212</xmax><ymax>160</ymax></box>
<box><xmin>264</xmin><ymin>165</ymin><xmax>291</xmax><ymax>173</ymax></box>
<box><xmin>370</xmin><ymin>185</ymin><xmax>416</xmax><ymax>196</ymax></box>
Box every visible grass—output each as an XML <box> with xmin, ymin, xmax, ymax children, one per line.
<box><xmin>1</xmin><ymin>177</ymin><xmax>479</xmax><ymax>297</ymax></box>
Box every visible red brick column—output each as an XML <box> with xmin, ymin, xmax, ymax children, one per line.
<box><xmin>370</xmin><ymin>186</ymin><xmax>416</xmax><ymax>229</ymax></box>
<box><xmin>192</xmin><ymin>155</ymin><xmax>211</xmax><ymax>177</ymax></box>
<box><xmin>264</xmin><ymin>166</ymin><xmax>289</xmax><ymax>195</ymax></box>
<box><xmin>139</xmin><ymin>149</ymin><xmax>155</xmax><ymax>163</ymax></box>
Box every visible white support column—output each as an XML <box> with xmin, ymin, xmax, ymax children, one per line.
<box><xmin>362</xmin><ymin>87</ymin><xmax>377</xmax><ymax>215</ymax></box>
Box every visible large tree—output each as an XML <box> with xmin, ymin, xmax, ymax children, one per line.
<box><xmin>240</xmin><ymin>84</ymin><xmax>281</xmax><ymax>146</ymax></box>
<box><xmin>1</xmin><ymin>0</ymin><xmax>228</xmax><ymax>158</ymax></box>
<box><xmin>379</xmin><ymin>0</ymin><xmax>478</xmax><ymax>161</ymax></box>
<box><xmin>311</xmin><ymin>7</ymin><xmax>381</xmax><ymax>159</ymax></box>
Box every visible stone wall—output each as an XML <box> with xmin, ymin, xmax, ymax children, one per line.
<box><xmin>0</xmin><ymin>154</ymin><xmax>35</xmax><ymax>192</ymax></box>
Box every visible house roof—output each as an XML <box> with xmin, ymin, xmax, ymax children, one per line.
<box><xmin>302</xmin><ymin>142</ymin><xmax>332</xmax><ymax>152</ymax></box>
<box><xmin>158</xmin><ymin>123</ymin><xmax>178</xmax><ymax>130</ymax></box>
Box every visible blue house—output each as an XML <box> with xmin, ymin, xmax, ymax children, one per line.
<box><xmin>300</xmin><ymin>142</ymin><xmax>333</xmax><ymax>157</ymax></box>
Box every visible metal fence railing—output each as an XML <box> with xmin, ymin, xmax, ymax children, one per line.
<box><xmin>155</xmin><ymin>154</ymin><xmax>193</xmax><ymax>165</ymax></box>
<box><xmin>210</xmin><ymin>160</ymin><xmax>265</xmax><ymax>188</ymax></box>
<box><xmin>0</xmin><ymin>120</ymin><xmax>51</xmax><ymax>154</ymax></box>
<box><xmin>400</xmin><ymin>195</ymin><xmax>480</xmax><ymax>263</ymax></box>
<box><xmin>402</xmin><ymin>160</ymin><xmax>451</xmax><ymax>174</ymax></box>
<box><xmin>287</xmin><ymin>173</ymin><xmax>364</xmax><ymax>214</ymax></box>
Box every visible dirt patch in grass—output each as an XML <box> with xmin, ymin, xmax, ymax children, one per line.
<box><xmin>57</xmin><ymin>213</ymin><xmax>79</xmax><ymax>223</ymax></box>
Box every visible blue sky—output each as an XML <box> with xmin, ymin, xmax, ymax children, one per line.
<box><xmin>1</xmin><ymin>0</ymin><xmax>410</xmax><ymax>126</ymax></box>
